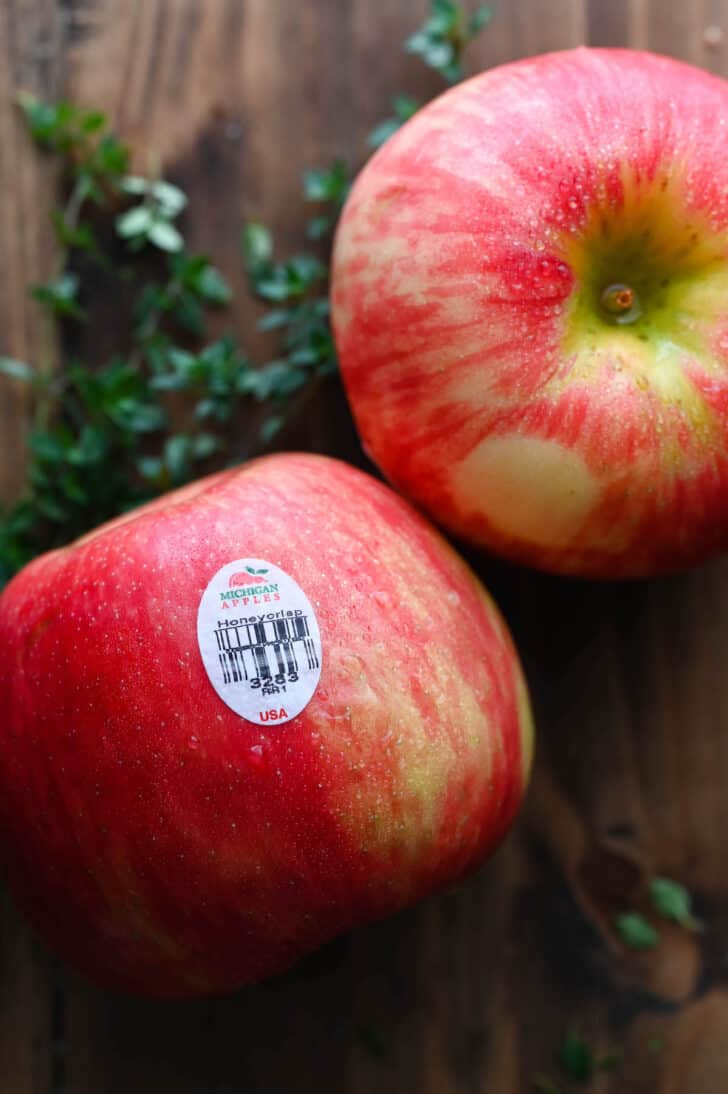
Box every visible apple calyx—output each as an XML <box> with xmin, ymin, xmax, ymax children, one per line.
<box><xmin>600</xmin><ymin>282</ymin><xmax>637</xmax><ymax>319</ymax></box>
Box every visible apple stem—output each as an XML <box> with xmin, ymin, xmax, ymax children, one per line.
<box><xmin>601</xmin><ymin>283</ymin><xmax>635</xmax><ymax>315</ymax></box>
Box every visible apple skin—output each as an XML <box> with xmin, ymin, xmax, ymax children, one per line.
<box><xmin>0</xmin><ymin>454</ymin><xmax>532</xmax><ymax>998</ymax></box>
<box><xmin>332</xmin><ymin>49</ymin><xmax>728</xmax><ymax>578</ymax></box>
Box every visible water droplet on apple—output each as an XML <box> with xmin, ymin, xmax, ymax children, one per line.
<box><xmin>247</xmin><ymin>743</ymin><xmax>268</xmax><ymax>771</ymax></box>
<box><xmin>188</xmin><ymin>735</ymin><xmax>200</xmax><ymax>750</ymax></box>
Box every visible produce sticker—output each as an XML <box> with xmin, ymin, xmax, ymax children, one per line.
<box><xmin>197</xmin><ymin>558</ymin><xmax>322</xmax><ymax>725</ymax></box>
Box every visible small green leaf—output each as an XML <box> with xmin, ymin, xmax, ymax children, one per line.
<box><xmin>32</xmin><ymin>272</ymin><xmax>83</xmax><ymax>318</ymax></box>
<box><xmin>432</xmin><ymin>0</ymin><xmax>459</xmax><ymax>28</ymax></box>
<box><xmin>0</xmin><ymin>357</ymin><xmax>36</xmax><ymax>382</ymax></box>
<box><xmin>163</xmin><ymin>434</ymin><xmax>192</xmax><ymax>482</ymax></box>
<box><xmin>50</xmin><ymin>210</ymin><xmax>96</xmax><ymax>251</ymax></box>
<box><xmin>306</xmin><ymin>213</ymin><xmax>334</xmax><ymax>239</ymax></box>
<box><xmin>108</xmin><ymin>399</ymin><xmax>166</xmax><ymax>434</ymax></box>
<box><xmin>147</xmin><ymin>219</ymin><xmax>184</xmax><ymax>252</ymax></box>
<box><xmin>92</xmin><ymin>134</ymin><xmax>129</xmax><ymax>176</ymax></box>
<box><xmin>120</xmin><ymin>176</ymin><xmax>150</xmax><ymax>196</ymax></box>
<box><xmin>196</xmin><ymin>264</ymin><xmax>231</xmax><ymax>304</ymax></box>
<box><xmin>116</xmin><ymin>205</ymin><xmax>153</xmax><ymax>238</ymax></box>
<box><xmin>559</xmin><ymin>1032</ymin><xmax>593</xmax><ymax>1083</ymax></box>
<box><xmin>303</xmin><ymin>159</ymin><xmax>349</xmax><ymax>204</ymax></box>
<box><xmin>257</xmin><ymin>309</ymin><xmax>292</xmax><ymax>332</ymax></box>
<box><xmin>367</xmin><ymin>119</ymin><xmax>401</xmax><ymax>149</ymax></box>
<box><xmin>254</xmin><ymin>277</ymin><xmax>294</xmax><ymax>303</ymax></box>
<box><xmin>650</xmin><ymin>877</ymin><xmax>700</xmax><ymax>930</ymax></box>
<box><xmin>137</xmin><ymin>455</ymin><xmax>163</xmax><ymax>483</ymax></box>
<box><xmin>615</xmin><ymin>912</ymin><xmax>659</xmax><ymax>950</ymax></box>
<box><xmin>243</xmin><ymin>222</ymin><xmax>273</xmax><ymax>270</ymax></box>
<box><xmin>469</xmin><ymin>6</ymin><xmax>492</xmax><ymax>34</ymax></box>
<box><xmin>190</xmin><ymin>433</ymin><xmax>220</xmax><ymax>460</ymax></box>
<box><xmin>260</xmin><ymin>415</ymin><xmax>283</xmax><ymax>444</ymax></box>
<box><xmin>151</xmin><ymin>180</ymin><xmax>187</xmax><ymax>217</ymax></box>
<box><xmin>80</xmin><ymin>109</ymin><xmax>107</xmax><ymax>133</ymax></box>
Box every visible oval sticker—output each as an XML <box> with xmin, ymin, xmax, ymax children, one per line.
<box><xmin>196</xmin><ymin>558</ymin><xmax>322</xmax><ymax>725</ymax></box>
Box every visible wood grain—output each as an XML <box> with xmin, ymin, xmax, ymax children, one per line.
<box><xmin>2</xmin><ymin>1</ymin><xmax>728</xmax><ymax>1092</ymax></box>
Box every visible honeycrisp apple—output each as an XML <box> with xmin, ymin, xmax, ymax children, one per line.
<box><xmin>0</xmin><ymin>454</ymin><xmax>532</xmax><ymax>998</ymax></box>
<box><xmin>332</xmin><ymin>49</ymin><xmax>728</xmax><ymax>577</ymax></box>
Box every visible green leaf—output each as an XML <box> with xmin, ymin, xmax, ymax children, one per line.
<box><xmin>29</xmin><ymin>429</ymin><xmax>71</xmax><ymax>462</ymax></box>
<box><xmin>117</xmin><ymin>205</ymin><xmax>153</xmax><ymax>238</ymax></box>
<box><xmin>147</xmin><ymin>219</ymin><xmax>184</xmax><ymax>252</ymax></box>
<box><xmin>17</xmin><ymin>95</ymin><xmax>75</xmax><ymax>146</ymax></box>
<box><xmin>615</xmin><ymin>912</ymin><xmax>659</xmax><ymax>950</ymax></box>
<box><xmin>196</xmin><ymin>264</ymin><xmax>231</xmax><ymax>304</ymax></box>
<box><xmin>367</xmin><ymin>119</ymin><xmax>401</xmax><ymax>150</ymax></box>
<box><xmin>151</xmin><ymin>180</ymin><xmax>187</xmax><ymax>217</ymax></box>
<box><xmin>36</xmin><ymin>493</ymin><xmax>70</xmax><ymax>523</ymax></box>
<box><xmin>163</xmin><ymin>434</ymin><xmax>192</xmax><ymax>482</ymax></box>
<box><xmin>288</xmin><ymin>254</ymin><xmax>326</xmax><ymax>284</ymax></box>
<box><xmin>432</xmin><ymin>0</ymin><xmax>459</xmax><ymax>28</ymax></box>
<box><xmin>32</xmin><ymin>272</ymin><xmax>83</xmax><ymax>318</ymax></box>
<box><xmin>108</xmin><ymin>399</ymin><xmax>166</xmax><ymax>434</ymax></box>
<box><xmin>393</xmin><ymin>94</ymin><xmax>420</xmax><ymax>120</ymax></box>
<box><xmin>0</xmin><ymin>357</ymin><xmax>36</xmax><ymax>382</ymax></box>
<box><xmin>92</xmin><ymin>134</ymin><xmax>129</xmax><ymax>176</ymax></box>
<box><xmin>80</xmin><ymin>109</ymin><xmax>107</xmax><ymax>133</ymax></box>
<box><xmin>306</xmin><ymin>214</ymin><xmax>334</xmax><ymax>239</ymax></box>
<box><xmin>559</xmin><ymin>1032</ymin><xmax>594</xmax><ymax>1083</ymax></box>
<box><xmin>68</xmin><ymin>425</ymin><xmax>108</xmax><ymax>466</ymax></box>
<box><xmin>137</xmin><ymin>455</ymin><xmax>163</xmax><ymax>483</ymax></box>
<box><xmin>469</xmin><ymin>6</ymin><xmax>492</xmax><ymax>33</ymax></box>
<box><xmin>303</xmin><ymin>159</ymin><xmax>349</xmax><ymax>204</ymax></box>
<box><xmin>243</xmin><ymin>222</ymin><xmax>273</xmax><ymax>270</ymax></box>
<box><xmin>191</xmin><ymin>433</ymin><xmax>221</xmax><ymax>460</ymax></box>
<box><xmin>650</xmin><ymin>877</ymin><xmax>699</xmax><ymax>929</ymax></box>
<box><xmin>120</xmin><ymin>176</ymin><xmax>150</xmax><ymax>196</ymax></box>
<box><xmin>405</xmin><ymin>0</ymin><xmax>490</xmax><ymax>84</ymax></box>
<box><xmin>50</xmin><ymin>210</ymin><xmax>96</xmax><ymax>251</ymax></box>
<box><xmin>254</xmin><ymin>276</ymin><xmax>294</xmax><ymax>303</ymax></box>
<box><xmin>257</xmin><ymin>309</ymin><xmax>292</xmax><ymax>332</ymax></box>
<box><xmin>260</xmin><ymin>414</ymin><xmax>284</xmax><ymax>444</ymax></box>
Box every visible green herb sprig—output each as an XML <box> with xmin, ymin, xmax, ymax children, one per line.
<box><xmin>1</xmin><ymin>1</ymin><xmax>493</xmax><ymax>586</ymax></box>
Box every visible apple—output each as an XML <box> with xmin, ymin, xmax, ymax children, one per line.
<box><xmin>0</xmin><ymin>453</ymin><xmax>532</xmax><ymax>998</ymax></box>
<box><xmin>332</xmin><ymin>48</ymin><xmax>728</xmax><ymax>578</ymax></box>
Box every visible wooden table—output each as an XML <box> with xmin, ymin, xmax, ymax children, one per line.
<box><xmin>2</xmin><ymin>2</ymin><xmax>728</xmax><ymax>1091</ymax></box>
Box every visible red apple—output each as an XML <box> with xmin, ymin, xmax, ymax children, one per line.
<box><xmin>332</xmin><ymin>49</ymin><xmax>728</xmax><ymax>578</ymax></box>
<box><xmin>0</xmin><ymin>453</ymin><xmax>532</xmax><ymax>998</ymax></box>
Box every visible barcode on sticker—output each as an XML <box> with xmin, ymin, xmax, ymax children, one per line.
<box><xmin>215</xmin><ymin>615</ymin><xmax>320</xmax><ymax>688</ymax></box>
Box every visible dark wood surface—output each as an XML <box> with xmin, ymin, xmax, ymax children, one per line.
<box><xmin>2</xmin><ymin>2</ymin><xmax>728</xmax><ymax>1091</ymax></box>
